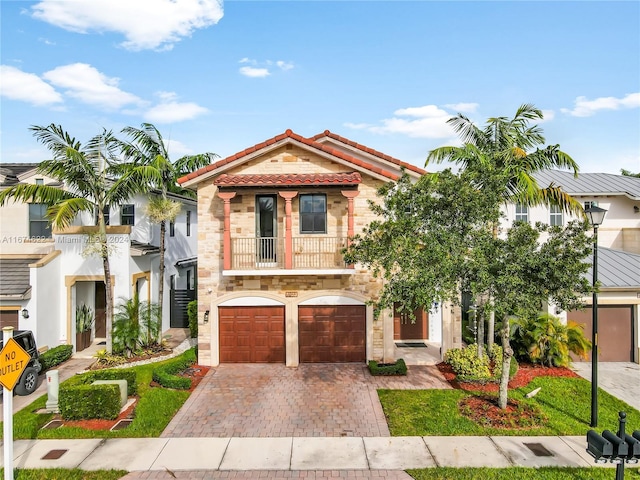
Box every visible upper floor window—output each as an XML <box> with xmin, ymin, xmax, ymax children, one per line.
<box><xmin>186</xmin><ymin>211</ymin><xmax>191</xmax><ymax>236</ymax></box>
<box><xmin>549</xmin><ymin>205</ymin><xmax>563</xmax><ymax>226</ymax></box>
<box><xmin>29</xmin><ymin>203</ymin><xmax>51</xmax><ymax>238</ymax></box>
<box><xmin>169</xmin><ymin>220</ymin><xmax>175</xmax><ymax>237</ymax></box>
<box><xmin>584</xmin><ymin>201</ymin><xmax>599</xmax><ymax>210</ymax></box>
<box><xmin>35</xmin><ymin>178</ymin><xmax>44</xmax><ymax>185</ymax></box>
<box><xmin>121</xmin><ymin>204</ymin><xmax>135</xmax><ymax>226</ymax></box>
<box><xmin>515</xmin><ymin>204</ymin><xmax>529</xmax><ymax>223</ymax></box>
<box><xmin>300</xmin><ymin>194</ymin><xmax>327</xmax><ymax>234</ymax></box>
<box><xmin>95</xmin><ymin>206</ymin><xmax>110</xmax><ymax>226</ymax></box>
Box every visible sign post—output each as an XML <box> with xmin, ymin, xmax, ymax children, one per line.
<box><xmin>1</xmin><ymin>326</ymin><xmax>30</xmax><ymax>480</ymax></box>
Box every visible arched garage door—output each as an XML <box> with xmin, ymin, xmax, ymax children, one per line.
<box><xmin>568</xmin><ymin>305</ymin><xmax>634</xmax><ymax>362</ymax></box>
<box><xmin>219</xmin><ymin>306</ymin><xmax>285</xmax><ymax>363</ymax></box>
<box><xmin>298</xmin><ymin>305</ymin><xmax>366</xmax><ymax>363</ymax></box>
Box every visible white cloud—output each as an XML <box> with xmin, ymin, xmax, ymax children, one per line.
<box><xmin>444</xmin><ymin>102</ymin><xmax>479</xmax><ymax>114</ymax></box>
<box><xmin>31</xmin><ymin>0</ymin><xmax>224</xmax><ymax>51</ymax></box>
<box><xmin>164</xmin><ymin>139</ymin><xmax>194</xmax><ymax>158</ymax></box>
<box><xmin>144</xmin><ymin>92</ymin><xmax>208</xmax><ymax>123</ymax></box>
<box><xmin>42</xmin><ymin>63</ymin><xmax>143</xmax><ymax>110</ymax></box>
<box><xmin>347</xmin><ymin>104</ymin><xmax>458</xmax><ymax>139</ymax></box>
<box><xmin>239</xmin><ymin>66</ymin><xmax>270</xmax><ymax>78</ymax></box>
<box><xmin>539</xmin><ymin>109</ymin><xmax>555</xmax><ymax>122</ymax></box>
<box><xmin>0</xmin><ymin>65</ymin><xmax>63</xmax><ymax>106</ymax></box>
<box><xmin>276</xmin><ymin>61</ymin><xmax>294</xmax><ymax>71</ymax></box>
<box><xmin>561</xmin><ymin>92</ymin><xmax>640</xmax><ymax>117</ymax></box>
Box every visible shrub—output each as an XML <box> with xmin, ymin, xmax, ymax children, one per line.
<box><xmin>444</xmin><ymin>344</ymin><xmax>493</xmax><ymax>380</ymax></box>
<box><xmin>368</xmin><ymin>358</ymin><xmax>407</xmax><ymax>376</ymax></box>
<box><xmin>59</xmin><ymin>383</ymin><xmax>120</xmax><ymax>420</ymax></box>
<box><xmin>187</xmin><ymin>300</ymin><xmax>198</xmax><ymax>338</ymax></box>
<box><xmin>113</xmin><ymin>294</ymin><xmax>161</xmax><ymax>356</ymax></box>
<box><xmin>152</xmin><ymin>348</ymin><xmax>196</xmax><ymax>389</ymax></box>
<box><xmin>39</xmin><ymin>344</ymin><xmax>73</xmax><ymax>371</ymax></box>
<box><xmin>65</xmin><ymin>368</ymin><xmax>137</xmax><ymax>396</ymax></box>
<box><xmin>510</xmin><ymin>312</ymin><xmax>592</xmax><ymax>367</ymax></box>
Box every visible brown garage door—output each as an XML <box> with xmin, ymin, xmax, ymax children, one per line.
<box><xmin>0</xmin><ymin>310</ymin><xmax>19</xmax><ymax>330</ymax></box>
<box><xmin>299</xmin><ymin>305</ymin><xmax>366</xmax><ymax>363</ymax></box>
<box><xmin>568</xmin><ymin>305</ymin><xmax>634</xmax><ymax>362</ymax></box>
<box><xmin>219</xmin><ymin>306</ymin><xmax>285</xmax><ymax>363</ymax></box>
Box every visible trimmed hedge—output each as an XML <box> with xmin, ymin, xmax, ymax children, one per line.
<box><xmin>152</xmin><ymin>348</ymin><xmax>196</xmax><ymax>389</ymax></box>
<box><xmin>368</xmin><ymin>358</ymin><xmax>407</xmax><ymax>376</ymax></box>
<box><xmin>59</xmin><ymin>383</ymin><xmax>121</xmax><ymax>420</ymax></box>
<box><xmin>39</xmin><ymin>344</ymin><xmax>73</xmax><ymax>371</ymax></box>
<box><xmin>65</xmin><ymin>369</ymin><xmax>137</xmax><ymax>396</ymax></box>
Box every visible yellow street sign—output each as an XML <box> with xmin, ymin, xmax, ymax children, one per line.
<box><xmin>0</xmin><ymin>338</ymin><xmax>30</xmax><ymax>391</ymax></box>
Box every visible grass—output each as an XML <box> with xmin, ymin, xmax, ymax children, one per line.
<box><xmin>379</xmin><ymin>376</ymin><xmax>640</xmax><ymax>436</ymax></box>
<box><xmin>1</xmin><ymin>348</ymin><xmax>195</xmax><ymax>440</ymax></box>
<box><xmin>0</xmin><ymin>469</ymin><xmax>126</xmax><ymax>480</ymax></box>
<box><xmin>407</xmin><ymin>467</ymin><xmax>640</xmax><ymax>480</ymax></box>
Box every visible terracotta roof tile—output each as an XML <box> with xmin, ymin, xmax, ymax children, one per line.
<box><xmin>177</xmin><ymin>129</ymin><xmax>403</xmax><ymax>185</ymax></box>
<box><xmin>311</xmin><ymin>130</ymin><xmax>426</xmax><ymax>175</ymax></box>
<box><xmin>214</xmin><ymin>172</ymin><xmax>362</xmax><ymax>187</ymax></box>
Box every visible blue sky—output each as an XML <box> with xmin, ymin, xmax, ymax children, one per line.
<box><xmin>1</xmin><ymin>0</ymin><xmax>639</xmax><ymax>174</ymax></box>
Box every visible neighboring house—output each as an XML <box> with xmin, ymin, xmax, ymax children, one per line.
<box><xmin>0</xmin><ymin>162</ymin><xmax>197</xmax><ymax>352</ymax></box>
<box><xmin>503</xmin><ymin>170</ymin><xmax>640</xmax><ymax>363</ymax></box>
<box><xmin>178</xmin><ymin>129</ymin><xmax>459</xmax><ymax>367</ymax></box>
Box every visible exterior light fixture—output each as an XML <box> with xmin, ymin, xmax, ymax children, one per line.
<box><xmin>21</xmin><ymin>308</ymin><xmax>29</xmax><ymax>319</ymax></box>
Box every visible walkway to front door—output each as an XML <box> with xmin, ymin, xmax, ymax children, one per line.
<box><xmin>161</xmin><ymin>364</ymin><xmax>450</xmax><ymax>438</ymax></box>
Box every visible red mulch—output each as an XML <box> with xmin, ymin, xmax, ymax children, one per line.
<box><xmin>459</xmin><ymin>395</ymin><xmax>546</xmax><ymax>430</ymax></box>
<box><xmin>437</xmin><ymin>361</ymin><xmax>579</xmax><ymax>392</ymax></box>
<box><xmin>53</xmin><ymin>364</ymin><xmax>210</xmax><ymax>431</ymax></box>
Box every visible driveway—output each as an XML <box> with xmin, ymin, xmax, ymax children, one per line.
<box><xmin>162</xmin><ymin>363</ymin><xmax>450</xmax><ymax>438</ymax></box>
<box><xmin>572</xmin><ymin>362</ymin><xmax>640</xmax><ymax>411</ymax></box>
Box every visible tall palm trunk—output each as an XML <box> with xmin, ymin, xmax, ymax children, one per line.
<box><xmin>498</xmin><ymin>315</ymin><xmax>513</xmax><ymax>409</ymax></box>
<box><xmin>102</xmin><ymin>249</ymin><xmax>114</xmax><ymax>354</ymax></box>
<box><xmin>158</xmin><ymin>219</ymin><xmax>166</xmax><ymax>343</ymax></box>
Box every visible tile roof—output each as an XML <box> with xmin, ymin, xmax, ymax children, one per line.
<box><xmin>534</xmin><ymin>170</ymin><xmax>640</xmax><ymax>199</ymax></box>
<box><xmin>0</xmin><ymin>257</ymin><xmax>33</xmax><ymax>298</ymax></box>
<box><xmin>214</xmin><ymin>172</ymin><xmax>362</xmax><ymax>187</ymax></box>
<box><xmin>587</xmin><ymin>247</ymin><xmax>640</xmax><ymax>289</ymax></box>
<box><xmin>177</xmin><ymin>129</ymin><xmax>403</xmax><ymax>185</ymax></box>
<box><xmin>311</xmin><ymin>130</ymin><xmax>427</xmax><ymax>176</ymax></box>
<box><xmin>0</xmin><ymin>163</ymin><xmax>40</xmax><ymax>187</ymax></box>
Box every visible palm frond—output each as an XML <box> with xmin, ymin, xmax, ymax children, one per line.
<box><xmin>47</xmin><ymin>197</ymin><xmax>95</xmax><ymax>229</ymax></box>
<box><xmin>0</xmin><ymin>184</ymin><xmax>78</xmax><ymax>207</ymax></box>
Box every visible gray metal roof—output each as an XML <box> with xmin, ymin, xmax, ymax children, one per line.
<box><xmin>0</xmin><ymin>163</ymin><xmax>40</xmax><ymax>187</ymax></box>
<box><xmin>534</xmin><ymin>170</ymin><xmax>640</xmax><ymax>200</ymax></box>
<box><xmin>586</xmin><ymin>247</ymin><xmax>640</xmax><ymax>289</ymax></box>
<box><xmin>0</xmin><ymin>258</ymin><xmax>33</xmax><ymax>298</ymax></box>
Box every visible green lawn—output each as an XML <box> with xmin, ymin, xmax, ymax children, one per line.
<box><xmin>0</xmin><ymin>469</ymin><xmax>126</xmax><ymax>480</ymax></box>
<box><xmin>379</xmin><ymin>376</ymin><xmax>640</xmax><ymax>436</ymax></box>
<box><xmin>1</xmin><ymin>349</ymin><xmax>195</xmax><ymax>440</ymax></box>
<box><xmin>407</xmin><ymin>467</ymin><xmax>640</xmax><ymax>480</ymax></box>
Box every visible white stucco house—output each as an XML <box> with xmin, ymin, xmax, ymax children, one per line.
<box><xmin>0</xmin><ymin>163</ymin><xmax>197</xmax><ymax>352</ymax></box>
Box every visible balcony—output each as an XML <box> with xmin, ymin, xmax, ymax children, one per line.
<box><xmin>225</xmin><ymin>236</ymin><xmax>353</xmax><ymax>276</ymax></box>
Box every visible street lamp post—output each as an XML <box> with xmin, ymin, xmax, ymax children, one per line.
<box><xmin>585</xmin><ymin>205</ymin><xmax>607</xmax><ymax>428</ymax></box>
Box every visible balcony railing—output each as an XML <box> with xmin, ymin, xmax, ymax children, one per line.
<box><xmin>230</xmin><ymin>236</ymin><xmax>347</xmax><ymax>270</ymax></box>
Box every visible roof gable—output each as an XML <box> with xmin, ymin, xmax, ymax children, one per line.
<box><xmin>178</xmin><ymin>129</ymin><xmax>419</xmax><ymax>187</ymax></box>
<box><xmin>534</xmin><ymin>170</ymin><xmax>640</xmax><ymax>200</ymax></box>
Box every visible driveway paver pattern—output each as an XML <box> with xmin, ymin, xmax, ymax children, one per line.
<box><xmin>162</xmin><ymin>364</ymin><xmax>450</xmax><ymax>438</ymax></box>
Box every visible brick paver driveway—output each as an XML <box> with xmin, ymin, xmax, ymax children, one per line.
<box><xmin>162</xmin><ymin>363</ymin><xmax>450</xmax><ymax>438</ymax></box>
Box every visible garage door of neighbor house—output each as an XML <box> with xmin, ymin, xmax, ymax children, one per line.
<box><xmin>568</xmin><ymin>305</ymin><xmax>634</xmax><ymax>362</ymax></box>
<box><xmin>0</xmin><ymin>310</ymin><xmax>19</xmax><ymax>330</ymax></box>
<box><xmin>298</xmin><ymin>305</ymin><xmax>366</xmax><ymax>363</ymax></box>
<box><xmin>218</xmin><ymin>306</ymin><xmax>285</xmax><ymax>363</ymax></box>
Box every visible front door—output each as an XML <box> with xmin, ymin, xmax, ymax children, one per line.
<box><xmin>393</xmin><ymin>305</ymin><xmax>428</xmax><ymax>340</ymax></box>
<box><xmin>94</xmin><ymin>282</ymin><xmax>106</xmax><ymax>338</ymax></box>
<box><xmin>256</xmin><ymin>195</ymin><xmax>277</xmax><ymax>263</ymax></box>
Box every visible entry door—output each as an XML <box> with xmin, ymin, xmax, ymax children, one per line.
<box><xmin>256</xmin><ymin>195</ymin><xmax>277</xmax><ymax>263</ymax></box>
<box><xmin>94</xmin><ymin>282</ymin><xmax>106</xmax><ymax>338</ymax></box>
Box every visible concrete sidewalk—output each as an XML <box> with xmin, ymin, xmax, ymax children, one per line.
<box><xmin>0</xmin><ymin>435</ymin><xmax>602</xmax><ymax>472</ymax></box>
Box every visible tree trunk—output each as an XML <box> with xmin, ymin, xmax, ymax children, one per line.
<box><xmin>157</xmin><ymin>219</ymin><xmax>165</xmax><ymax>344</ymax></box>
<box><xmin>488</xmin><ymin>309</ymin><xmax>495</xmax><ymax>349</ymax></box>
<box><xmin>102</xmin><ymin>251</ymin><xmax>114</xmax><ymax>354</ymax></box>
<box><xmin>498</xmin><ymin>315</ymin><xmax>513</xmax><ymax>409</ymax></box>
<box><xmin>477</xmin><ymin>310</ymin><xmax>485</xmax><ymax>358</ymax></box>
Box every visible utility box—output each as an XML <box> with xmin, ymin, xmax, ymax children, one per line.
<box><xmin>45</xmin><ymin>370</ymin><xmax>59</xmax><ymax>413</ymax></box>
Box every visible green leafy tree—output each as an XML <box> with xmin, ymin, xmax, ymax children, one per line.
<box><xmin>115</xmin><ymin>123</ymin><xmax>217</xmax><ymax>340</ymax></box>
<box><xmin>0</xmin><ymin>124</ymin><xmax>141</xmax><ymax>353</ymax></box>
<box><xmin>621</xmin><ymin>169</ymin><xmax>640</xmax><ymax>178</ymax></box>
<box><xmin>426</xmin><ymin>104</ymin><xmax>583</xmax><ymax>348</ymax></box>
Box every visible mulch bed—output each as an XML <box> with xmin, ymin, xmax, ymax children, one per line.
<box><xmin>437</xmin><ymin>360</ymin><xmax>578</xmax><ymax>430</ymax></box>
<box><xmin>49</xmin><ymin>364</ymin><xmax>210</xmax><ymax>431</ymax></box>
<box><xmin>437</xmin><ymin>361</ymin><xmax>579</xmax><ymax>392</ymax></box>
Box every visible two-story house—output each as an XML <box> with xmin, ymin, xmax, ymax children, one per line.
<box><xmin>178</xmin><ymin>129</ymin><xmax>459</xmax><ymax>367</ymax></box>
<box><xmin>503</xmin><ymin>170</ymin><xmax>640</xmax><ymax>363</ymax></box>
<box><xmin>0</xmin><ymin>162</ymin><xmax>197</xmax><ymax>352</ymax></box>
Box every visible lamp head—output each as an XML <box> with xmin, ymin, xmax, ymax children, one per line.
<box><xmin>585</xmin><ymin>205</ymin><xmax>607</xmax><ymax>227</ymax></box>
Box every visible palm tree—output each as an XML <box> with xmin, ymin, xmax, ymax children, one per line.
<box><xmin>115</xmin><ymin>123</ymin><xmax>217</xmax><ymax>340</ymax></box>
<box><xmin>427</xmin><ymin>104</ymin><xmax>583</xmax><ymax>349</ymax></box>
<box><xmin>0</xmin><ymin>124</ymin><xmax>140</xmax><ymax>353</ymax></box>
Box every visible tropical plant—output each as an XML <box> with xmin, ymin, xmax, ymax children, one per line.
<box><xmin>621</xmin><ymin>169</ymin><xmax>640</xmax><ymax>178</ymax></box>
<box><xmin>427</xmin><ymin>104</ymin><xmax>584</xmax><ymax>351</ymax></box>
<box><xmin>0</xmin><ymin>124</ymin><xmax>143</xmax><ymax>353</ymax></box>
<box><xmin>75</xmin><ymin>304</ymin><xmax>94</xmax><ymax>334</ymax></box>
<box><xmin>112</xmin><ymin>293</ymin><xmax>161</xmax><ymax>357</ymax></box>
<box><xmin>115</xmin><ymin>123</ymin><xmax>217</xmax><ymax>341</ymax></box>
<box><xmin>510</xmin><ymin>312</ymin><xmax>591</xmax><ymax>367</ymax></box>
